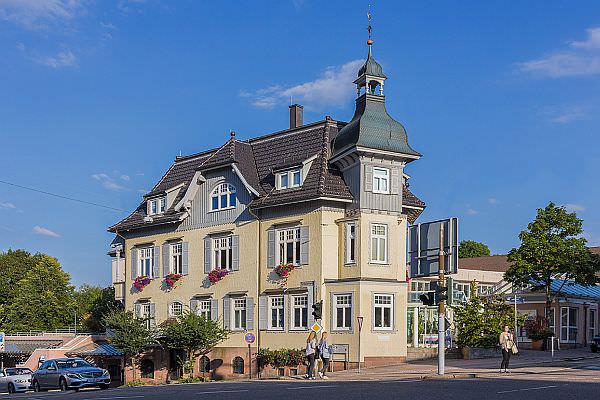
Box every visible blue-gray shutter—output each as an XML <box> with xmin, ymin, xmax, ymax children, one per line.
<box><xmin>134</xmin><ymin>303</ymin><xmax>142</xmax><ymax>318</ymax></box>
<box><xmin>182</xmin><ymin>242</ymin><xmax>189</xmax><ymax>275</ymax></box>
<box><xmin>190</xmin><ymin>299</ymin><xmax>199</xmax><ymax>314</ymax></box>
<box><xmin>258</xmin><ymin>296</ymin><xmax>268</xmax><ymax>330</ymax></box>
<box><xmin>163</xmin><ymin>243</ymin><xmax>170</xmax><ymax>277</ymax></box>
<box><xmin>267</xmin><ymin>229</ymin><xmax>276</xmax><ymax>268</ymax></box>
<box><xmin>391</xmin><ymin>167</ymin><xmax>400</xmax><ymax>194</ymax></box>
<box><xmin>231</xmin><ymin>235</ymin><xmax>239</xmax><ymax>271</ymax></box>
<box><xmin>152</xmin><ymin>246</ymin><xmax>160</xmax><ymax>278</ymax></box>
<box><xmin>149</xmin><ymin>303</ymin><xmax>156</xmax><ymax>328</ymax></box>
<box><xmin>300</xmin><ymin>226</ymin><xmax>309</xmax><ymax>265</ymax></box>
<box><xmin>204</xmin><ymin>237</ymin><xmax>212</xmax><ymax>273</ymax></box>
<box><xmin>130</xmin><ymin>248</ymin><xmax>138</xmax><ymax>280</ymax></box>
<box><xmin>210</xmin><ymin>299</ymin><xmax>219</xmax><ymax>322</ymax></box>
<box><xmin>307</xmin><ymin>289</ymin><xmax>315</xmax><ymax>327</ymax></box>
<box><xmin>223</xmin><ymin>297</ymin><xmax>231</xmax><ymax>330</ymax></box>
<box><xmin>364</xmin><ymin>164</ymin><xmax>373</xmax><ymax>192</ymax></box>
<box><xmin>246</xmin><ymin>297</ymin><xmax>254</xmax><ymax>330</ymax></box>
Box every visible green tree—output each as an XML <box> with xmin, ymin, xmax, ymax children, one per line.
<box><xmin>458</xmin><ymin>240</ymin><xmax>491</xmax><ymax>258</ymax></box>
<box><xmin>0</xmin><ymin>249</ymin><xmax>43</xmax><ymax>326</ymax></box>
<box><xmin>163</xmin><ymin>311</ymin><xmax>229</xmax><ymax>377</ymax></box>
<box><xmin>3</xmin><ymin>255</ymin><xmax>75</xmax><ymax>332</ymax></box>
<box><xmin>74</xmin><ymin>285</ymin><xmax>123</xmax><ymax>332</ymax></box>
<box><xmin>504</xmin><ymin>202</ymin><xmax>600</xmax><ymax>320</ymax></box>
<box><xmin>104</xmin><ymin>309</ymin><xmax>157</xmax><ymax>382</ymax></box>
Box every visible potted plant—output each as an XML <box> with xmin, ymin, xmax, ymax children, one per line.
<box><xmin>274</xmin><ymin>263</ymin><xmax>296</xmax><ymax>279</ymax></box>
<box><xmin>525</xmin><ymin>315</ymin><xmax>553</xmax><ymax>350</ymax></box>
<box><xmin>133</xmin><ymin>275</ymin><xmax>153</xmax><ymax>291</ymax></box>
<box><xmin>208</xmin><ymin>269</ymin><xmax>229</xmax><ymax>285</ymax></box>
<box><xmin>164</xmin><ymin>273</ymin><xmax>183</xmax><ymax>289</ymax></box>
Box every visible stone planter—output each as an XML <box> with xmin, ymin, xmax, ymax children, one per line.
<box><xmin>531</xmin><ymin>339</ymin><xmax>544</xmax><ymax>350</ymax></box>
<box><xmin>461</xmin><ymin>347</ymin><xmax>501</xmax><ymax>360</ymax></box>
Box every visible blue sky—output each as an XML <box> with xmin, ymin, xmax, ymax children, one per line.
<box><xmin>1</xmin><ymin>0</ymin><xmax>599</xmax><ymax>286</ymax></box>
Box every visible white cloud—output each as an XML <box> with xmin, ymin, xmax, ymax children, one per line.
<box><xmin>100</xmin><ymin>21</ymin><xmax>117</xmax><ymax>30</ymax></box>
<box><xmin>242</xmin><ymin>59</ymin><xmax>364</xmax><ymax>111</ymax></box>
<box><xmin>517</xmin><ymin>27</ymin><xmax>600</xmax><ymax>78</ymax></box>
<box><xmin>564</xmin><ymin>203</ymin><xmax>585</xmax><ymax>213</ymax></box>
<box><xmin>120</xmin><ymin>174</ymin><xmax>130</xmax><ymax>181</ymax></box>
<box><xmin>550</xmin><ymin>106</ymin><xmax>587</xmax><ymax>124</ymax></box>
<box><xmin>33</xmin><ymin>225</ymin><xmax>60</xmax><ymax>238</ymax></box>
<box><xmin>35</xmin><ymin>50</ymin><xmax>77</xmax><ymax>69</ymax></box>
<box><xmin>0</xmin><ymin>0</ymin><xmax>85</xmax><ymax>30</ymax></box>
<box><xmin>92</xmin><ymin>173</ymin><xmax>109</xmax><ymax>181</ymax></box>
<box><xmin>91</xmin><ymin>173</ymin><xmax>125</xmax><ymax>191</ymax></box>
<box><xmin>0</xmin><ymin>202</ymin><xmax>17</xmax><ymax>209</ymax></box>
<box><xmin>488</xmin><ymin>198</ymin><xmax>499</xmax><ymax>205</ymax></box>
<box><xmin>466</xmin><ymin>208</ymin><xmax>479</xmax><ymax>215</ymax></box>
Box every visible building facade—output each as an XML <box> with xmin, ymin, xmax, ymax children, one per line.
<box><xmin>108</xmin><ymin>39</ymin><xmax>426</xmax><ymax>381</ymax></box>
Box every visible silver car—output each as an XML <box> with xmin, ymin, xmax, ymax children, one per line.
<box><xmin>0</xmin><ymin>367</ymin><xmax>33</xmax><ymax>394</ymax></box>
<box><xmin>32</xmin><ymin>358</ymin><xmax>110</xmax><ymax>392</ymax></box>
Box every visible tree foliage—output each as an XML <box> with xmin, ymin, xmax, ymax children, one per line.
<box><xmin>458</xmin><ymin>240</ymin><xmax>491</xmax><ymax>258</ymax></box>
<box><xmin>163</xmin><ymin>311</ymin><xmax>229</xmax><ymax>376</ymax></box>
<box><xmin>75</xmin><ymin>285</ymin><xmax>123</xmax><ymax>332</ymax></box>
<box><xmin>504</xmin><ymin>202</ymin><xmax>600</xmax><ymax>317</ymax></box>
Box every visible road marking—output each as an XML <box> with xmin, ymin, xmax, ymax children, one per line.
<box><xmin>497</xmin><ymin>385</ymin><xmax>558</xmax><ymax>394</ymax></box>
<box><xmin>196</xmin><ymin>390</ymin><xmax>249</xmax><ymax>394</ymax></box>
<box><xmin>82</xmin><ymin>396</ymin><xmax>145</xmax><ymax>400</ymax></box>
<box><xmin>287</xmin><ymin>385</ymin><xmax>335</xmax><ymax>390</ymax></box>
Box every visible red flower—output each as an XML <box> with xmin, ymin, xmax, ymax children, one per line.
<box><xmin>133</xmin><ymin>275</ymin><xmax>153</xmax><ymax>291</ymax></box>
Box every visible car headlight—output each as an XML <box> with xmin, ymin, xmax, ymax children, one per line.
<box><xmin>67</xmin><ymin>373</ymin><xmax>82</xmax><ymax>379</ymax></box>
<box><xmin>102</xmin><ymin>370</ymin><xmax>110</xmax><ymax>377</ymax></box>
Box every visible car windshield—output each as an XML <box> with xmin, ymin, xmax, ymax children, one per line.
<box><xmin>56</xmin><ymin>360</ymin><xmax>93</xmax><ymax>369</ymax></box>
<box><xmin>6</xmin><ymin>368</ymin><xmax>33</xmax><ymax>376</ymax></box>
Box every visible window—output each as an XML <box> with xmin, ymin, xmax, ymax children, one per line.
<box><xmin>370</xmin><ymin>224</ymin><xmax>388</xmax><ymax>263</ymax></box>
<box><xmin>232</xmin><ymin>298</ymin><xmax>247</xmax><ymax>330</ymax></box>
<box><xmin>232</xmin><ymin>357</ymin><xmax>244</xmax><ymax>374</ymax></box>
<box><xmin>269</xmin><ymin>296</ymin><xmax>284</xmax><ymax>330</ymax></box>
<box><xmin>210</xmin><ymin>183</ymin><xmax>236</xmax><ymax>211</ymax></box>
<box><xmin>276</xmin><ymin>169</ymin><xmax>302</xmax><ymax>190</ymax></box>
<box><xmin>138</xmin><ymin>302</ymin><xmax>155</xmax><ymax>329</ymax></box>
<box><xmin>213</xmin><ymin>236</ymin><xmax>233</xmax><ymax>270</ymax></box>
<box><xmin>291</xmin><ymin>295</ymin><xmax>308</xmax><ymax>329</ymax></box>
<box><xmin>454</xmin><ymin>282</ymin><xmax>471</xmax><ymax>299</ymax></box>
<box><xmin>345</xmin><ymin>223</ymin><xmax>356</xmax><ymax>264</ymax></box>
<box><xmin>372</xmin><ymin>167</ymin><xmax>389</xmax><ymax>194</ymax></box>
<box><xmin>374</xmin><ymin>294</ymin><xmax>393</xmax><ymax>330</ymax></box>
<box><xmin>333</xmin><ymin>294</ymin><xmax>352</xmax><ymax>330</ymax></box>
<box><xmin>169</xmin><ymin>301</ymin><xmax>183</xmax><ymax>317</ymax></box>
<box><xmin>548</xmin><ymin>308</ymin><xmax>556</xmax><ymax>334</ymax></box>
<box><xmin>140</xmin><ymin>359</ymin><xmax>154</xmax><ymax>379</ymax></box>
<box><xmin>590</xmin><ymin>309</ymin><xmax>596</xmax><ymax>341</ymax></box>
<box><xmin>170</xmin><ymin>243</ymin><xmax>183</xmax><ymax>274</ymax></box>
<box><xmin>198</xmin><ymin>299</ymin><xmax>211</xmax><ymax>320</ymax></box>
<box><xmin>560</xmin><ymin>307</ymin><xmax>578</xmax><ymax>343</ymax></box>
<box><xmin>138</xmin><ymin>247</ymin><xmax>154</xmax><ymax>277</ymax></box>
<box><xmin>148</xmin><ymin>196</ymin><xmax>166</xmax><ymax>215</ymax></box>
<box><xmin>477</xmin><ymin>284</ymin><xmax>494</xmax><ymax>296</ymax></box>
<box><xmin>277</xmin><ymin>228</ymin><xmax>301</xmax><ymax>265</ymax></box>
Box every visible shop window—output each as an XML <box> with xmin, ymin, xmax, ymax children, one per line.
<box><xmin>140</xmin><ymin>359</ymin><xmax>154</xmax><ymax>379</ymax></box>
<box><xmin>232</xmin><ymin>356</ymin><xmax>244</xmax><ymax>374</ymax></box>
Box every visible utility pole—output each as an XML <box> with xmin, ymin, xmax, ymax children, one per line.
<box><xmin>438</xmin><ymin>224</ymin><xmax>445</xmax><ymax>376</ymax></box>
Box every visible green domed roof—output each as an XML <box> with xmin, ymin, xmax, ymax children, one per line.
<box><xmin>357</xmin><ymin>48</ymin><xmax>386</xmax><ymax>78</ymax></box>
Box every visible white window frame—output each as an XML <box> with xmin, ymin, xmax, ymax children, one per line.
<box><xmin>148</xmin><ymin>196</ymin><xmax>166</xmax><ymax>215</ymax></box>
<box><xmin>276</xmin><ymin>169</ymin><xmax>302</xmax><ymax>190</ymax></box>
<box><xmin>198</xmin><ymin>299</ymin><xmax>211</xmax><ymax>320</ymax></box>
<box><xmin>372</xmin><ymin>167</ymin><xmax>389</xmax><ymax>194</ymax></box>
<box><xmin>333</xmin><ymin>293</ymin><xmax>352</xmax><ymax>331</ymax></box>
<box><xmin>210</xmin><ymin>183</ymin><xmax>237</xmax><ymax>212</ymax></box>
<box><xmin>138</xmin><ymin>302</ymin><xmax>154</xmax><ymax>329</ymax></box>
<box><xmin>170</xmin><ymin>242</ymin><xmax>183</xmax><ymax>275</ymax></box>
<box><xmin>159</xmin><ymin>197</ymin><xmax>166</xmax><ymax>213</ymax></box>
<box><xmin>548</xmin><ymin>307</ymin><xmax>556</xmax><ymax>334</ymax></box>
<box><xmin>277</xmin><ymin>227</ymin><xmax>301</xmax><ymax>266</ymax></box>
<box><xmin>370</xmin><ymin>224</ymin><xmax>388</xmax><ymax>264</ymax></box>
<box><xmin>560</xmin><ymin>306</ymin><xmax>578</xmax><ymax>343</ymax></box>
<box><xmin>589</xmin><ymin>309</ymin><xmax>596</xmax><ymax>340</ymax></box>
<box><xmin>232</xmin><ymin>298</ymin><xmax>247</xmax><ymax>331</ymax></box>
<box><xmin>138</xmin><ymin>247</ymin><xmax>154</xmax><ymax>277</ymax></box>
<box><xmin>373</xmin><ymin>294</ymin><xmax>394</xmax><ymax>331</ymax></box>
<box><xmin>213</xmin><ymin>236</ymin><xmax>233</xmax><ymax>270</ymax></box>
<box><xmin>169</xmin><ymin>301</ymin><xmax>183</xmax><ymax>318</ymax></box>
<box><xmin>345</xmin><ymin>222</ymin><xmax>356</xmax><ymax>264</ymax></box>
<box><xmin>291</xmin><ymin>294</ymin><xmax>308</xmax><ymax>330</ymax></box>
<box><xmin>268</xmin><ymin>296</ymin><xmax>285</xmax><ymax>331</ymax></box>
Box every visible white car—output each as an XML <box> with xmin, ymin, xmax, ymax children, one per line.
<box><xmin>0</xmin><ymin>368</ymin><xmax>33</xmax><ymax>394</ymax></box>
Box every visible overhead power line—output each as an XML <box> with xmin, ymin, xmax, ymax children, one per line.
<box><xmin>0</xmin><ymin>179</ymin><xmax>127</xmax><ymax>212</ymax></box>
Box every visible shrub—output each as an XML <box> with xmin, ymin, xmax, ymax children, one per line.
<box><xmin>257</xmin><ymin>348</ymin><xmax>306</xmax><ymax>369</ymax></box>
<box><xmin>525</xmin><ymin>315</ymin><xmax>554</xmax><ymax>341</ymax></box>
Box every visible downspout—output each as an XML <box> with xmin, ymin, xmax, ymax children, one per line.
<box><xmin>247</xmin><ymin>205</ymin><xmax>261</xmax><ymax>378</ymax></box>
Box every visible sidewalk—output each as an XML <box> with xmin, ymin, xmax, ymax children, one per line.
<box><xmin>324</xmin><ymin>348</ymin><xmax>600</xmax><ymax>381</ymax></box>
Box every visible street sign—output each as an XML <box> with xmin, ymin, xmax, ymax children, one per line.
<box><xmin>0</xmin><ymin>332</ymin><xmax>4</xmax><ymax>352</ymax></box>
<box><xmin>506</xmin><ymin>296</ymin><xmax>525</xmax><ymax>304</ymax></box>
<box><xmin>310</xmin><ymin>322</ymin><xmax>322</xmax><ymax>333</ymax></box>
<box><xmin>408</xmin><ymin>218</ymin><xmax>459</xmax><ymax>278</ymax></box>
<box><xmin>357</xmin><ymin>316</ymin><xmax>364</xmax><ymax>332</ymax></box>
<box><xmin>244</xmin><ymin>332</ymin><xmax>255</xmax><ymax>344</ymax></box>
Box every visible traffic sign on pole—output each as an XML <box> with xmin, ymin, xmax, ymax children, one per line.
<box><xmin>244</xmin><ymin>332</ymin><xmax>255</xmax><ymax>344</ymax></box>
<box><xmin>0</xmin><ymin>332</ymin><xmax>5</xmax><ymax>352</ymax></box>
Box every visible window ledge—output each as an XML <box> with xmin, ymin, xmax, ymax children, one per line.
<box><xmin>208</xmin><ymin>206</ymin><xmax>236</xmax><ymax>213</ymax></box>
<box><xmin>369</xmin><ymin>261</ymin><xmax>390</xmax><ymax>266</ymax></box>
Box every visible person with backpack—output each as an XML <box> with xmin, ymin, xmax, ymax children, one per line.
<box><xmin>318</xmin><ymin>331</ymin><xmax>331</xmax><ymax>379</ymax></box>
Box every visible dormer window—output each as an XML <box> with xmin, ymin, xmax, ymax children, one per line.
<box><xmin>372</xmin><ymin>167</ymin><xmax>389</xmax><ymax>194</ymax></box>
<box><xmin>148</xmin><ymin>196</ymin><xmax>167</xmax><ymax>215</ymax></box>
<box><xmin>210</xmin><ymin>183</ymin><xmax>236</xmax><ymax>211</ymax></box>
<box><xmin>277</xmin><ymin>169</ymin><xmax>302</xmax><ymax>190</ymax></box>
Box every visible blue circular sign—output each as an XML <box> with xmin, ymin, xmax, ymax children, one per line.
<box><xmin>244</xmin><ymin>332</ymin><xmax>255</xmax><ymax>344</ymax></box>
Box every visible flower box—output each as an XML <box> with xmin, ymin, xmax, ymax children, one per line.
<box><xmin>274</xmin><ymin>263</ymin><xmax>296</xmax><ymax>279</ymax></box>
<box><xmin>133</xmin><ymin>275</ymin><xmax>152</xmax><ymax>291</ymax></box>
<box><xmin>208</xmin><ymin>269</ymin><xmax>229</xmax><ymax>285</ymax></box>
<box><xmin>164</xmin><ymin>273</ymin><xmax>183</xmax><ymax>289</ymax></box>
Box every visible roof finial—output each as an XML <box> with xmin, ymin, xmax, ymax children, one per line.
<box><xmin>230</xmin><ymin>130</ymin><xmax>235</xmax><ymax>138</ymax></box>
<box><xmin>367</xmin><ymin>4</ymin><xmax>374</xmax><ymax>53</ymax></box>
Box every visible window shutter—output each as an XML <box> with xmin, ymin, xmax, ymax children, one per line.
<box><xmin>210</xmin><ymin>299</ymin><xmax>219</xmax><ymax>322</ymax></box>
<box><xmin>385</xmin><ymin>225</ymin><xmax>389</xmax><ymax>264</ymax></box>
<box><xmin>330</xmin><ymin>293</ymin><xmax>335</xmax><ymax>331</ymax></box>
<box><xmin>223</xmin><ymin>297</ymin><xmax>231</xmax><ymax>330</ymax></box>
<box><xmin>190</xmin><ymin>299</ymin><xmax>199</xmax><ymax>314</ymax></box>
<box><xmin>267</xmin><ymin>229</ymin><xmax>276</xmax><ymax>268</ymax></box>
<box><xmin>231</xmin><ymin>235</ymin><xmax>240</xmax><ymax>271</ymax></box>
<box><xmin>300</xmin><ymin>226</ymin><xmax>309</xmax><ymax>265</ymax></box>
<box><xmin>391</xmin><ymin>167</ymin><xmax>400</xmax><ymax>194</ymax></box>
<box><xmin>283</xmin><ymin>294</ymin><xmax>288</xmax><ymax>332</ymax></box>
<box><xmin>343</xmin><ymin>224</ymin><xmax>348</xmax><ymax>264</ymax></box>
<box><xmin>153</xmin><ymin>246</ymin><xmax>160</xmax><ymax>278</ymax></box>
<box><xmin>149</xmin><ymin>303</ymin><xmax>156</xmax><ymax>328</ymax></box>
<box><xmin>130</xmin><ymin>248</ymin><xmax>138</xmax><ymax>280</ymax></box>
<box><xmin>364</xmin><ymin>164</ymin><xmax>373</xmax><ymax>192</ymax></box>
<box><xmin>182</xmin><ymin>242</ymin><xmax>189</xmax><ymax>275</ymax></box>
<box><xmin>259</xmin><ymin>296</ymin><xmax>268</xmax><ymax>330</ymax></box>
<box><xmin>246</xmin><ymin>297</ymin><xmax>254</xmax><ymax>330</ymax></box>
<box><xmin>163</xmin><ymin>243</ymin><xmax>170</xmax><ymax>277</ymax></box>
<box><xmin>204</xmin><ymin>237</ymin><xmax>212</xmax><ymax>273</ymax></box>
<box><xmin>134</xmin><ymin>303</ymin><xmax>142</xmax><ymax>318</ymax></box>
<box><xmin>307</xmin><ymin>288</ymin><xmax>315</xmax><ymax>327</ymax></box>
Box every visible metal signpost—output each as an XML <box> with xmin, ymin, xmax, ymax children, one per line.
<box><xmin>0</xmin><ymin>332</ymin><xmax>4</xmax><ymax>370</ymax></box>
<box><xmin>244</xmin><ymin>332</ymin><xmax>255</xmax><ymax>380</ymax></box>
<box><xmin>357</xmin><ymin>316</ymin><xmax>364</xmax><ymax>374</ymax></box>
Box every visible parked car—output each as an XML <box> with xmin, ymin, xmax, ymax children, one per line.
<box><xmin>32</xmin><ymin>358</ymin><xmax>110</xmax><ymax>392</ymax></box>
<box><xmin>591</xmin><ymin>336</ymin><xmax>600</xmax><ymax>353</ymax></box>
<box><xmin>0</xmin><ymin>367</ymin><xmax>33</xmax><ymax>394</ymax></box>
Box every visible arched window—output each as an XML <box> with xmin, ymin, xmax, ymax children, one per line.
<box><xmin>169</xmin><ymin>301</ymin><xmax>183</xmax><ymax>317</ymax></box>
<box><xmin>232</xmin><ymin>356</ymin><xmax>244</xmax><ymax>374</ymax></box>
<box><xmin>210</xmin><ymin>183</ymin><xmax>236</xmax><ymax>211</ymax></box>
<box><xmin>199</xmin><ymin>356</ymin><xmax>210</xmax><ymax>373</ymax></box>
<box><xmin>140</xmin><ymin>359</ymin><xmax>154</xmax><ymax>379</ymax></box>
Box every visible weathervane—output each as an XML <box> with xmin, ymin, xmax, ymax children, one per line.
<box><xmin>367</xmin><ymin>5</ymin><xmax>374</xmax><ymax>47</ymax></box>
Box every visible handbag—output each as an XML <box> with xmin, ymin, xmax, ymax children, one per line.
<box><xmin>511</xmin><ymin>342</ymin><xmax>519</xmax><ymax>354</ymax></box>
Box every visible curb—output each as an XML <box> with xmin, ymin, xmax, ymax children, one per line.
<box><xmin>422</xmin><ymin>373</ymin><xmax>477</xmax><ymax>380</ymax></box>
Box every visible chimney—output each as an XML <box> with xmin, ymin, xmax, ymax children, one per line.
<box><xmin>289</xmin><ymin>104</ymin><xmax>304</xmax><ymax>129</ymax></box>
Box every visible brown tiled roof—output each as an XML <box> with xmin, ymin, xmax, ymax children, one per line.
<box><xmin>459</xmin><ymin>255</ymin><xmax>510</xmax><ymax>272</ymax></box>
<box><xmin>589</xmin><ymin>247</ymin><xmax>600</xmax><ymax>255</ymax></box>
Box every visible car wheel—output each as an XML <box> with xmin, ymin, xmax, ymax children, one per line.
<box><xmin>59</xmin><ymin>378</ymin><xmax>69</xmax><ymax>391</ymax></box>
<box><xmin>8</xmin><ymin>383</ymin><xmax>15</xmax><ymax>394</ymax></box>
<box><xmin>99</xmin><ymin>384</ymin><xmax>109</xmax><ymax>390</ymax></box>
<box><xmin>33</xmin><ymin>380</ymin><xmax>43</xmax><ymax>392</ymax></box>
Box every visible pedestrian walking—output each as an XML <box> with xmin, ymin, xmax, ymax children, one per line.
<box><xmin>305</xmin><ymin>331</ymin><xmax>317</xmax><ymax>379</ymax></box>
<box><xmin>318</xmin><ymin>332</ymin><xmax>331</xmax><ymax>379</ymax></box>
<box><xmin>499</xmin><ymin>325</ymin><xmax>517</xmax><ymax>373</ymax></box>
